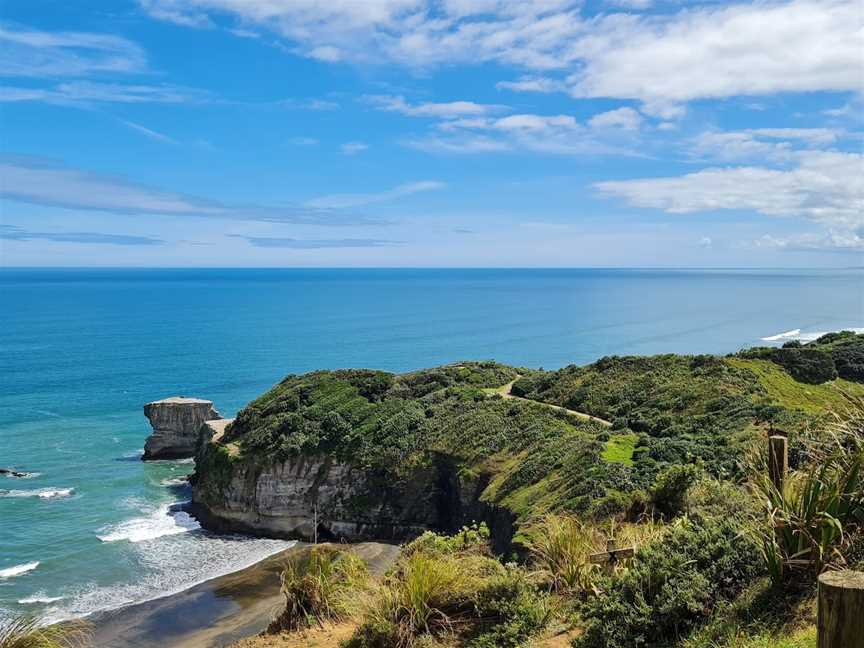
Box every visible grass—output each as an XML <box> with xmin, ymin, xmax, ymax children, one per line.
<box><xmin>267</xmin><ymin>546</ymin><xmax>370</xmax><ymax>632</ymax></box>
<box><xmin>0</xmin><ymin>617</ymin><xmax>89</xmax><ymax>648</ymax></box>
<box><xmin>727</xmin><ymin>358</ymin><xmax>864</xmax><ymax>415</ymax></box>
<box><xmin>601</xmin><ymin>433</ymin><xmax>638</xmax><ymax>466</ymax></box>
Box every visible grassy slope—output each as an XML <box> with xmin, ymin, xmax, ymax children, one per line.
<box><xmin>727</xmin><ymin>357</ymin><xmax>864</xmax><ymax>415</ymax></box>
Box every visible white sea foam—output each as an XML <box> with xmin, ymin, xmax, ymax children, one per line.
<box><xmin>761</xmin><ymin>326</ymin><xmax>864</xmax><ymax>343</ymax></box>
<box><xmin>160</xmin><ymin>477</ymin><xmax>189</xmax><ymax>487</ymax></box>
<box><xmin>96</xmin><ymin>502</ymin><xmax>199</xmax><ymax>543</ymax></box>
<box><xmin>761</xmin><ymin>328</ymin><xmax>800</xmax><ymax>341</ymax></box>
<box><xmin>0</xmin><ymin>562</ymin><xmax>39</xmax><ymax>579</ymax></box>
<box><xmin>18</xmin><ymin>594</ymin><xmax>64</xmax><ymax>604</ymax></box>
<box><xmin>43</xmin><ymin>534</ymin><xmax>296</xmax><ymax>623</ymax></box>
<box><xmin>0</xmin><ymin>487</ymin><xmax>74</xmax><ymax>499</ymax></box>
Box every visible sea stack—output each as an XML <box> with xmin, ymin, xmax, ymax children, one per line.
<box><xmin>143</xmin><ymin>397</ymin><xmax>221</xmax><ymax>460</ymax></box>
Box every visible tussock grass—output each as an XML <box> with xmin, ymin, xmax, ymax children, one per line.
<box><xmin>267</xmin><ymin>545</ymin><xmax>369</xmax><ymax>632</ymax></box>
<box><xmin>0</xmin><ymin>617</ymin><xmax>89</xmax><ymax>648</ymax></box>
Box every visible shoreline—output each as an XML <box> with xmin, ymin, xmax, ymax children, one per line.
<box><xmin>86</xmin><ymin>541</ymin><xmax>400</xmax><ymax>648</ymax></box>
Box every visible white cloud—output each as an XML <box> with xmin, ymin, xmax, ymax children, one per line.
<box><xmin>119</xmin><ymin>120</ymin><xmax>178</xmax><ymax>144</ymax></box>
<box><xmin>496</xmin><ymin>76</ymin><xmax>567</xmax><ymax>93</ymax></box>
<box><xmin>568</xmin><ymin>0</ymin><xmax>863</xmax><ymax>108</ymax></box>
<box><xmin>608</xmin><ymin>0</ymin><xmax>653</xmax><ymax>8</ymax></box>
<box><xmin>595</xmin><ymin>151</ymin><xmax>864</xmax><ymax>230</ymax></box>
<box><xmin>288</xmin><ymin>137</ymin><xmax>319</xmax><ymax>146</ymax></box>
<box><xmin>140</xmin><ymin>0</ymin><xmax>864</xmax><ymax>111</ymax></box>
<box><xmin>341</xmin><ymin>142</ymin><xmax>369</xmax><ymax>154</ymax></box>
<box><xmin>588</xmin><ymin>107</ymin><xmax>642</xmax><ymax>130</ymax></box>
<box><xmin>408</xmin><ymin>112</ymin><xmax>633</xmax><ymax>155</ymax></box>
<box><xmin>690</xmin><ymin>128</ymin><xmax>842</xmax><ymax>162</ymax></box>
<box><xmin>0</xmin><ymin>80</ymin><xmax>210</xmax><ymax>106</ymax></box>
<box><xmin>0</xmin><ymin>157</ymin><xmax>381</xmax><ymax>225</ymax></box>
<box><xmin>279</xmin><ymin>97</ymin><xmax>339</xmax><ymax>111</ymax></box>
<box><xmin>305</xmin><ymin>180</ymin><xmax>445</xmax><ymax>208</ymax></box>
<box><xmin>753</xmin><ymin>230</ymin><xmax>864</xmax><ymax>252</ymax></box>
<box><xmin>698</xmin><ymin>236</ymin><xmax>713</xmax><ymax>248</ymax></box>
<box><xmin>365</xmin><ymin>94</ymin><xmax>506</xmax><ymax>118</ymax></box>
<box><xmin>0</xmin><ymin>24</ymin><xmax>147</xmax><ymax>77</ymax></box>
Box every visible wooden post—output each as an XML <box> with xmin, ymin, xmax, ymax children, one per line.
<box><xmin>818</xmin><ymin>571</ymin><xmax>864</xmax><ymax>647</ymax></box>
<box><xmin>768</xmin><ymin>435</ymin><xmax>788</xmax><ymax>491</ymax></box>
<box><xmin>312</xmin><ymin>502</ymin><xmax>318</xmax><ymax>545</ymax></box>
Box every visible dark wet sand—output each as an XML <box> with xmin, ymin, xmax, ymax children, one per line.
<box><xmin>88</xmin><ymin>542</ymin><xmax>400</xmax><ymax>648</ymax></box>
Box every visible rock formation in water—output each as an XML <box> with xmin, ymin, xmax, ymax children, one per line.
<box><xmin>143</xmin><ymin>397</ymin><xmax>222</xmax><ymax>460</ymax></box>
<box><xmin>0</xmin><ymin>468</ymin><xmax>32</xmax><ymax>478</ymax></box>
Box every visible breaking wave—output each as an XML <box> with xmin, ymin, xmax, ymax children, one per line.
<box><xmin>96</xmin><ymin>502</ymin><xmax>199</xmax><ymax>543</ymax></box>
<box><xmin>0</xmin><ymin>488</ymin><xmax>74</xmax><ymax>499</ymax></box>
<box><xmin>0</xmin><ymin>562</ymin><xmax>39</xmax><ymax>579</ymax></box>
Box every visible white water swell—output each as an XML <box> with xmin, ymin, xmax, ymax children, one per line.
<box><xmin>0</xmin><ymin>488</ymin><xmax>74</xmax><ymax>499</ymax></box>
<box><xmin>96</xmin><ymin>502</ymin><xmax>199</xmax><ymax>543</ymax></box>
<box><xmin>0</xmin><ymin>562</ymin><xmax>39</xmax><ymax>579</ymax></box>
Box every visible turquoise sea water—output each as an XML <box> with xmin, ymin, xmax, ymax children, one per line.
<box><xmin>1</xmin><ymin>268</ymin><xmax>862</xmax><ymax>621</ymax></box>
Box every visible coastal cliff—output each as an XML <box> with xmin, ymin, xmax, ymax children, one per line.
<box><xmin>143</xmin><ymin>397</ymin><xmax>221</xmax><ymax>460</ymax></box>
<box><xmin>190</xmin><ymin>334</ymin><xmax>864</xmax><ymax>548</ymax></box>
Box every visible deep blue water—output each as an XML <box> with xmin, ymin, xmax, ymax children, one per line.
<box><xmin>1</xmin><ymin>267</ymin><xmax>862</xmax><ymax>620</ymax></box>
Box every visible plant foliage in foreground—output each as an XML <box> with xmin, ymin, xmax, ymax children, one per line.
<box><xmin>753</xmin><ymin>402</ymin><xmax>864</xmax><ymax>583</ymax></box>
<box><xmin>267</xmin><ymin>545</ymin><xmax>369</xmax><ymax>632</ymax></box>
<box><xmin>0</xmin><ymin>617</ymin><xmax>89</xmax><ymax>648</ymax></box>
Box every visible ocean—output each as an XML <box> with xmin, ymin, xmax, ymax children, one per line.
<box><xmin>1</xmin><ymin>267</ymin><xmax>862</xmax><ymax>621</ymax></box>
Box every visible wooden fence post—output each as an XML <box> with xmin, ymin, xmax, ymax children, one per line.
<box><xmin>818</xmin><ymin>571</ymin><xmax>864</xmax><ymax>647</ymax></box>
<box><xmin>768</xmin><ymin>435</ymin><xmax>788</xmax><ymax>491</ymax></box>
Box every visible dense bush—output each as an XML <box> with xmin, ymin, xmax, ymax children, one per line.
<box><xmin>769</xmin><ymin>348</ymin><xmax>837</xmax><ymax>384</ymax></box>
<box><xmin>650</xmin><ymin>464</ymin><xmax>700</xmax><ymax>518</ymax></box>
<box><xmin>574</xmin><ymin>517</ymin><xmax>761</xmax><ymax>648</ymax></box>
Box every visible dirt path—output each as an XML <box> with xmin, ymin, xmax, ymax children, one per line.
<box><xmin>488</xmin><ymin>379</ymin><xmax>612</xmax><ymax>428</ymax></box>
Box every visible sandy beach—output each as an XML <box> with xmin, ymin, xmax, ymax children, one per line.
<box><xmin>87</xmin><ymin>542</ymin><xmax>400</xmax><ymax>648</ymax></box>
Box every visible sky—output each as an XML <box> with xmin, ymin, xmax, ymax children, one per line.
<box><xmin>0</xmin><ymin>0</ymin><xmax>862</xmax><ymax>267</ymax></box>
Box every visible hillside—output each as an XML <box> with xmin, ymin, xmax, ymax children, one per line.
<box><xmin>191</xmin><ymin>334</ymin><xmax>864</xmax><ymax>648</ymax></box>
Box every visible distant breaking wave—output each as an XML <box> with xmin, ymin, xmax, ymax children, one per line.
<box><xmin>18</xmin><ymin>594</ymin><xmax>64</xmax><ymax>604</ymax></box>
<box><xmin>0</xmin><ymin>562</ymin><xmax>39</xmax><ymax>579</ymax></box>
<box><xmin>761</xmin><ymin>328</ymin><xmax>800</xmax><ymax>342</ymax></box>
<box><xmin>97</xmin><ymin>502</ymin><xmax>199</xmax><ymax>543</ymax></box>
<box><xmin>761</xmin><ymin>326</ymin><xmax>864</xmax><ymax>343</ymax></box>
<box><xmin>0</xmin><ymin>488</ymin><xmax>74</xmax><ymax>499</ymax></box>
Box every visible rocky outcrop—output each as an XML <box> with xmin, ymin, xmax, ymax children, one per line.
<box><xmin>143</xmin><ymin>397</ymin><xmax>221</xmax><ymax>460</ymax></box>
<box><xmin>0</xmin><ymin>468</ymin><xmax>32</xmax><ymax>478</ymax></box>
<box><xmin>191</xmin><ymin>445</ymin><xmax>516</xmax><ymax>550</ymax></box>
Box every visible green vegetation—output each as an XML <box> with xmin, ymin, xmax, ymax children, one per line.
<box><xmin>601</xmin><ymin>432</ymin><xmax>638</xmax><ymax>466</ymax></box>
<box><xmin>736</xmin><ymin>330</ymin><xmax>864</xmax><ymax>385</ymax></box>
<box><xmin>345</xmin><ymin>524</ymin><xmax>553</xmax><ymax>648</ymax></box>
<box><xmin>208</xmin><ymin>333</ymin><xmax>864</xmax><ymax>648</ymax></box>
<box><xmin>728</xmin><ymin>357</ymin><xmax>864</xmax><ymax>415</ymax></box>
<box><xmin>753</xmin><ymin>404</ymin><xmax>864</xmax><ymax>583</ymax></box>
<box><xmin>0</xmin><ymin>617</ymin><xmax>88</xmax><ymax>648</ymax></box>
<box><xmin>267</xmin><ymin>545</ymin><xmax>370</xmax><ymax>632</ymax></box>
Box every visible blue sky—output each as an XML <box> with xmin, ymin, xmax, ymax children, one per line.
<box><xmin>0</xmin><ymin>0</ymin><xmax>861</xmax><ymax>267</ymax></box>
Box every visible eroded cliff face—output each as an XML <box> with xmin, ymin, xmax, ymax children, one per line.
<box><xmin>143</xmin><ymin>397</ymin><xmax>221</xmax><ymax>460</ymax></box>
<box><xmin>191</xmin><ymin>443</ymin><xmax>515</xmax><ymax>549</ymax></box>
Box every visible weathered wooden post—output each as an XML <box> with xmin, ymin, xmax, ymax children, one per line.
<box><xmin>818</xmin><ymin>571</ymin><xmax>864</xmax><ymax>647</ymax></box>
<box><xmin>768</xmin><ymin>434</ymin><xmax>788</xmax><ymax>491</ymax></box>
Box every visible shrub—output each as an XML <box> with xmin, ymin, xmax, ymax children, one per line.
<box><xmin>650</xmin><ymin>463</ymin><xmax>700</xmax><ymax>518</ymax></box>
<box><xmin>574</xmin><ymin>517</ymin><xmax>760</xmax><ymax>648</ymax></box>
<box><xmin>267</xmin><ymin>545</ymin><xmax>369</xmax><ymax>632</ymax></box>
<box><xmin>405</xmin><ymin>523</ymin><xmax>490</xmax><ymax>557</ymax></box>
<box><xmin>770</xmin><ymin>348</ymin><xmax>837</xmax><ymax>384</ymax></box>
<box><xmin>467</xmin><ymin>566</ymin><xmax>553</xmax><ymax>648</ymax></box>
